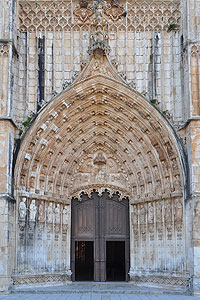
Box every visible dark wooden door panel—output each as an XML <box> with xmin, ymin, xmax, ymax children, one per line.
<box><xmin>71</xmin><ymin>191</ymin><xmax>130</xmax><ymax>282</ymax></box>
<box><xmin>72</xmin><ymin>200</ymin><xmax>95</xmax><ymax>238</ymax></box>
<box><xmin>105</xmin><ymin>201</ymin><xmax>127</xmax><ymax>236</ymax></box>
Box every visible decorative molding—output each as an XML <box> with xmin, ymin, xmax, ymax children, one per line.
<box><xmin>129</xmin><ymin>274</ymin><xmax>190</xmax><ymax>289</ymax></box>
<box><xmin>191</xmin><ymin>45</ymin><xmax>200</xmax><ymax>57</ymax></box>
<box><xmin>71</xmin><ymin>184</ymin><xmax>130</xmax><ymax>201</ymax></box>
<box><xmin>74</xmin><ymin>5</ymin><xmax>94</xmax><ymax>23</ymax></box>
<box><xmin>12</xmin><ymin>273</ymin><xmax>71</xmax><ymax>285</ymax></box>
<box><xmin>0</xmin><ymin>43</ymin><xmax>9</xmax><ymax>56</ymax></box>
<box><xmin>18</xmin><ymin>0</ymin><xmax>181</xmax><ymax>32</ymax></box>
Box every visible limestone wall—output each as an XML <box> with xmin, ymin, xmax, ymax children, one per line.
<box><xmin>0</xmin><ymin>198</ymin><xmax>16</xmax><ymax>292</ymax></box>
<box><xmin>180</xmin><ymin>0</ymin><xmax>200</xmax><ymax>293</ymax></box>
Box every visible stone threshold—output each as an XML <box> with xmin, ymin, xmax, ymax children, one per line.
<box><xmin>11</xmin><ymin>282</ymin><xmax>192</xmax><ymax>296</ymax></box>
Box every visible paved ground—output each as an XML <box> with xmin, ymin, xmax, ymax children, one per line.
<box><xmin>0</xmin><ymin>294</ymin><xmax>200</xmax><ymax>300</ymax></box>
<box><xmin>1</xmin><ymin>283</ymin><xmax>200</xmax><ymax>300</ymax></box>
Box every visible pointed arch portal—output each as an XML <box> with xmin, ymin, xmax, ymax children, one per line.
<box><xmin>13</xmin><ymin>53</ymin><xmax>189</xmax><ymax>288</ymax></box>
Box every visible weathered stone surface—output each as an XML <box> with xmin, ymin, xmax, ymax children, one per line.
<box><xmin>0</xmin><ymin>0</ymin><xmax>200</xmax><ymax>295</ymax></box>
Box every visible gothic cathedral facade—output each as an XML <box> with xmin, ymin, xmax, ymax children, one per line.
<box><xmin>0</xmin><ymin>0</ymin><xmax>200</xmax><ymax>295</ymax></box>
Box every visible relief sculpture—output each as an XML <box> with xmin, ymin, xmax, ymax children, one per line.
<box><xmin>55</xmin><ymin>204</ymin><xmax>61</xmax><ymax>224</ymax></box>
<box><xmin>175</xmin><ymin>200</ymin><xmax>183</xmax><ymax>223</ymax></box>
<box><xmin>29</xmin><ymin>200</ymin><xmax>37</xmax><ymax>222</ymax></box>
<box><xmin>148</xmin><ymin>202</ymin><xmax>154</xmax><ymax>223</ymax></box>
<box><xmin>47</xmin><ymin>203</ymin><xmax>53</xmax><ymax>223</ymax></box>
<box><xmin>140</xmin><ymin>204</ymin><xmax>146</xmax><ymax>224</ymax></box>
<box><xmin>19</xmin><ymin>197</ymin><xmax>27</xmax><ymax>220</ymax></box>
<box><xmin>131</xmin><ymin>205</ymin><xmax>138</xmax><ymax>226</ymax></box>
<box><xmin>38</xmin><ymin>201</ymin><xmax>45</xmax><ymax>222</ymax></box>
<box><xmin>63</xmin><ymin>205</ymin><xmax>70</xmax><ymax>233</ymax></box>
<box><xmin>156</xmin><ymin>201</ymin><xmax>163</xmax><ymax>240</ymax></box>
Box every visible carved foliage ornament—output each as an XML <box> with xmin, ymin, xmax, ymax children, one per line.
<box><xmin>71</xmin><ymin>185</ymin><xmax>130</xmax><ymax>201</ymax></box>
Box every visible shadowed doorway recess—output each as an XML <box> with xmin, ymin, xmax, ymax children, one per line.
<box><xmin>71</xmin><ymin>191</ymin><xmax>130</xmax><ymax>282</ymax></box>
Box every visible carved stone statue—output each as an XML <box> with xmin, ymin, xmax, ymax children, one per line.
<box><xmin>174</xmin><ymin>174</ymin><xmax>181</xmax><ymax>189</ymax></box>
<box><xmin>148</xmin><ymin>181</ymin><xmax>152</xmax><ymax>193</ymax></box>
<box><xmin>132</xmin><ymin>185</ymin><xmax>137</xmax><ymax>196</ymax></box>
<box><xmin>96</xmin><ymin>1</ymin><xmax>104</xmax><ymax>26</ymax></box>
<box><xmin>63</xmin><ymin>205</ymin><xmax>70</xmax><ymax>225</ymax></box>
<box><xmin>55</xmin><ymin>204</ymin><xmax>61</xmax><ymax>224</ymax></box>
<box><xmin>140</xmin><ymin>204</ymin><xmax>146</xmax><ymax>224</ymax></box>
<box><xmin>175</xmin><ymin>200</ymin><xmax>183</xmax><ymax>223</ymax></box>
<box><xmin>38</xmin><ymin>202</ymin><xmax>45</xmax><ymax>222</ymax></box>
<box><xmin>153</xmin><ymin>165</ymin><xmax>159</xmax><ymax>181</ymax></box>
<box><xmin>29</xmin><ymin>200</ymin><xmax>37</xmax><ymax>222</ymax></box>
<box><xmin>131</xmin><ymin>205</ymin><xmax>138</xmax><ymax>226</ymax></box>
<box><xmin>47</xmin><ymin>203</ymin><xmax>53</xmax><ymax>223</ymax></box>
<box><xmin>165</xmin><ymin>200</ymin><xmax>172</xmax><ymax>222</ymax></box>
<box><xmin>148</xmin><ymin>202</ymin><xmax>154</xmax><ymax>223</ymax></box>
<box><xmin>156</xmin><ymin>202</ymin><xmax>162</xmax><ymax>222</ymax></box>
<box><xmin>19</xmin><ymin>197</ymin><xmax>27</xmax><ymax>220</ymax></box>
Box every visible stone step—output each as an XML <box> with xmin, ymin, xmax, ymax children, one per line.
<box><xmin>11</xmin><ymin>282</ymin><xmax>191</xmax><ymax>295</ymax></box>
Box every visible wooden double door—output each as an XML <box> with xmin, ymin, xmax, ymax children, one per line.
<box><xmin>71</xmin><ymin>191</ymin><xmax>130</xmax><ymax>281</ymax></box>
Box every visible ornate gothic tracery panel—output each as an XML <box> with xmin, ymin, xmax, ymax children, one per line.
<box><xmin>18</xmin><ymin>0</ymin><xmax>181</xmax><ymax>33</ymax></box>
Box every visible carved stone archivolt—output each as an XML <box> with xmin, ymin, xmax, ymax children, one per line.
<box><xmin>15</xmin><ymin>50</ymin><xmax>186</xmax><ymax>204</ymax></box>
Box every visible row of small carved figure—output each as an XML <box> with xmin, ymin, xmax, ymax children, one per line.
<box><xmin>19</xmin><ymin>198</ymin><xmax>70</xmax><ymax>224</ymax></box>
<box><xmin>131</xmin><ymin>199</ymin><xmax>183</xmax><ymax>226</ymax></box>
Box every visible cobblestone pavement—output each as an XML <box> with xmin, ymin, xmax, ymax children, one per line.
<box><xmin>0</xmin><ymin>294</ymin><xmax>200</xmax><ymax>300</ymax></box>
